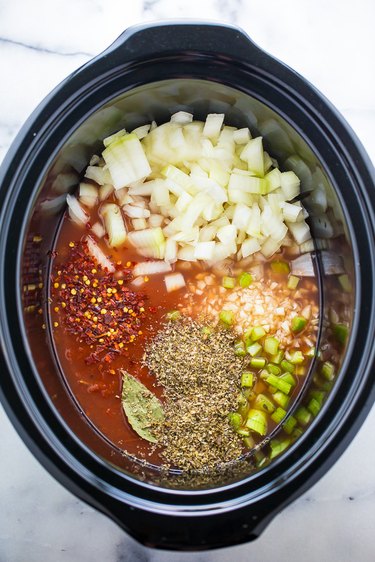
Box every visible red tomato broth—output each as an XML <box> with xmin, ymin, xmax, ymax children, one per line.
<box><xmin>50</xmin><ymin>205</ymin><xmax>320</xmax><ymax>468</ymax></box>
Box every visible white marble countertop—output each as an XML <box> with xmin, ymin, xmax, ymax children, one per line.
<box><xmin>1</xmin><ymin>1</ymin><xmax>374</xmax><ymax>561</ymax></box>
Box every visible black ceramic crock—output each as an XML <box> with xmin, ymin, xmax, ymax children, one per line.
<box><xmin>0</xmin><ymin>22</ymin><xmax>375</xmax><ymax>551</ymax></box>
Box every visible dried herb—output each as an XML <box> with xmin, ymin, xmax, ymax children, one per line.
<box><xmin>144</xmin><ymin>318</ymin><xmax>245</xmax><ymax>471</ymax></box>
<box><xmin>121</xmin><ymin>370</ymin><xmax>164</xmax><ymax>443</ymax></box>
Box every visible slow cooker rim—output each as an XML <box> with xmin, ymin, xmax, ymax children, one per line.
<box><xmin>1</xmin><ymin>26</ymin><xmax>375</xmax><ymax>519</ymax></box>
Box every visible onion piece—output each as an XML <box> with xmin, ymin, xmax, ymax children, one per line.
<box><xmin>203</xmin><ymin>113</ymin><xmax>225</xmax><ymax>139</ymax></box>
<box><xmin>100</xmin><ymin>203</ymin><xmax>127</xmax><ymax>247</ymax></box>
<box><xmin>132</xmin><ymin>218</ymin><xmax>148</xmax><ymax>231</ymax></box>
<box><xmin>66</xmin><ymin>194</ymin><xmax>89</xmax><ymax>226</ymax></box>
<box><xmin>99</xmin><ymin>183</ymin><xmax>114</xmax><ymax>202</ymax></box>
<box><xmin>164</xmin><ymin>272</ymin><xmax>186</xmax><ymax>292</ymax></box>
<box><xmin>102</xmin><ymin>133</ymin><xmax>151</xmax><ymax>189</ymax></box>
<box><xmin>291</xmin><ymin>253</ymin><xmax>315</xmax><ymax>277</ymax></box>
<box><xmin>170</xmin><ymin>111</ymin><xmax>193</xmax><ymax>124</ymax></box>
<box><xmin>148</xmin><ymin>214</ymin><xmax>164</xmax><ymax>228</ymax></box>
<box><xmin>85</xmin><ymin>236</ymin><xmax>115</xmax><ymax>273</ymax></box>
<box><xmin>91</xmin><ymin>221</ymin><xmax>105</xmax><ymax>238</ymax></box>
<box><xmin>287</xmin><ymin>220</ymin><xmax>311</xmax><ymax>244</ymax></box>
<box><xmin>84</xmin><ymin>165</ymin><xmax>112</xmax><ymax>186</ymax></box>
<box><xmin>164</xmin><ymin>238</ymin><xmax>178</xmax><ymax>263</ymax></box>
<box><xmin>127</xmin><ymin>227</ymin><xmax>166</xmax><ymax>259</ymax></box>
<box><xmin>131</xmin><ymin>124</ymin><xmax>151</xmax><ymax>140</ymax></box>
<box><xmin>103</xmin><ymin>129</ymin><xmax>126</xmax><ymax>147</ymax></box>
<box><xmin>194</xmin><ymin>241</ymin><xmax>215</xmax><ymax>260</ymax></box>
<box><xmin>233</xmin><ymin>127</ymin><xmax>251</xmax><ymax>144</ymax></box>
<box><xmin>240</xmin><ymin>137</ymin><xmax>264</xmax><ymax>177</ymax></box>
<box><xmin>79</xmin><ymin>182</ymin><xmax>98</xmax><ymax>208</ymax></box>
<box><xmin>123</xmin><ymin>204</ymin><xmax>151</xmax><ymax>219</ymax></box>
<box><xmin>133</xmin><ymin>261</ymin><xmax>172</xmax><ymax>277</ymax></box>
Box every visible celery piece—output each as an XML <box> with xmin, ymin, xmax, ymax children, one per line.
<box><xmin>266</xmin><ymin>374</ymin><xmax>291</xmax><ymax>394</ymax></box>
<box><xmin>271</xmin><ymin>407</ymin><xmax>287</xmax><ymax>424</ymax></box>
<box><xmin>238</xmin><ymin>272</ymin><xmax>253</xmax><ymax>288</ymax></box>
<box><xmin>291</xmin><ymin>316</ymin><xmax>307</xmax><ymax>333</ymax></box>
<box><xmin>295</xmin><ymin>406</ymin><xmax>312</xmax><ymax>426</ymax></box>
<box><xmin>247</xmin><ymin>342</ymin><xmax>262</xmax><ymax>356</ymax></box>
<box><xmin>292</xmin><ymin>427</ymin><xmax>304</xmax><ymax>439</ymax></box>
<box><xmin>250</xmin><ymin>357</ymin><xmax>266</xmax><ymax>369</ymax></box>
<box><xmin>264</xmin><ymin>337</ymin><xmax>279</xmax><ymax>355</ymax></box>
<box><xmin>237</xmin><ymin>427</ymin><xmax>251</xmax><ymax>437</ymax></box>
<box><xmin>321</xmin><ymin>361</ymin><xmax>335</xmax><ymax>381</ymax></box>
<box><xmin>234</xmin><ymin>340</ymin><xmax>247</xmax><ymax>357</ymax></box>
<box><xmin>310</xmin><ymin>390</ymin><xmax>326</xmax><ymax>405</ymax></box>
<box><xmin>307</xmin><ymin>398</ymin><xmax>321</xmax><ymax>417</ymax></box>
<box><xmin>270</xmin><ymin>350</ymin><xmax>284</xmax><ymax>364</ymax></box>
<box><xmin>333</xmin><ymin>323</ymin><xmax>349</xmax><ymax>346</ymax></box>
<box><xmin>228</xmin><ymin>412</ymin><xmax>242</xmax><ymax>430</ymax></box>
<box><xmin>251</xmin><ymin>326</ymin><xmax>266</xmax><ymax>341</ymax></box>
<box><xmin>305</xmin><ymin>347</ymin><xmax>316</xmax><ymax>358</ymax></box>
<box><xmin>243</xmin><ymin>435</ymin><xmax>255</xmax><ymax>449</ymax></box>
<box><xmin>280</xmin><ymin>359</ymin><xmax>295</xmax><ymax>373</ymax></box>
<box><xmin>273</xmin><ymin>391</ymin><xmax>290</xmax><ymax>409</ymax></box>
<box><xmin>255</xmin><ymin>393</ymin><xmax>276</xmax><ymax>413</ymax></box>
<box><xmin>270</xmin><ymin>260</ymin><xmax>290</xmax><ymax>275</ymax></box>
<box><xmin>287</xmin><ymin>275</ymin><xmax>300</xmax><ymax>290</ymax></box>
<box><xmin>166</xmin><ymin>310</ymin><xmax>181</xmax><ymax>321</ymax></box>
<box><xmin>338</xmin><ymin>274</ymin><xmax>352</xmax><ymax>293</ymax></box>
<box><xmin>269</xmin><ymin>438</ymin><xmax>290</xmax><ymax>459</ymax></box>
<box><xmin>280</xmin><ymin>373</ymin><xmax>297</xmax><ymax>387</ymax></box>
<box><xmin>246</xmin><ymin>409</ymin><xmax>268</xmax><ymax>436</ymax></box>
<box><xmin>241</xmin><ymin>371</ymin><xmax>254</xmax><ymax>387</ymax></box>
<box><xmin>222</xmin><ymin>276</ymin><xmax>236</xmax><ymax>289</ymax></box>
<box><xmin>282</xmin><ymin>415</ymin><xmax>297</xmax><ymax>435</ymax></box>
<box><xmin>289</xmin><ymin>351</ymin><xmax>304</xmax><ymax>364</ymax></box>
<box><xmin>267</xmin><ymin>364</ymin><xmax>281</xmax><ymax>376</ymax></box>
<box><xmin>219</xmin><ymin>309</ymin><xmax>234</xmax><ymax>326</ymax></box>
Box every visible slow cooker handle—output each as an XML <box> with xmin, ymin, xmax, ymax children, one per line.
<box><xmin>104</xmin><ymin>21</ymin><xmax>264</xmax><ymax>64</ymax></box>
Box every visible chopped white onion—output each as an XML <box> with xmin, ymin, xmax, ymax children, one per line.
<box><xmin>164</xmin><ymin>272</ymin><xmax>186</xmax><ymax>292</ymax></box>
<box><xmin>133</xmin><ymin>260</ymin><xmax>172</xmax><ymax>277</ymax></box>
<box><xmin>100</xmin><ymin>203</ymin><xmax>127</xmax><ymax>247</ymax></box>
<box><xmin>91</xmin><ymin>221</ymin><xmax>105</xmax><ymax>238</ymax></box>
<box><xmin>66</xmin><ymin>194</ymin><xmax>89</xmax><ymax>226</ymax></box>
<box><xmin>85</xmin><ymin>236</ymin><xmax>115</xmax><ymax>273</ymax></box>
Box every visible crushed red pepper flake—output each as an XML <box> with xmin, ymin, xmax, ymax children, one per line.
<box><xmin>50</xmin><ymin>240</ymin><xmax>148</xmax><ymax>363</ymax></box>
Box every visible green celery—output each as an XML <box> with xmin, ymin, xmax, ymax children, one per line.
<box><xmin>241</xmin><ymin>371</ymin><xmax>254</xmax><ymax>388</ymax></box>
<box><xmin>247</xmin><ymin>342</ymin><xmax>262</xmax><ymax>356</ymax></box>
<box><xmin>273</xmin><ymin>391</ymin><xmax>290</xmax><ymax>409</ymax></box>
<box><xmin>291</xmin><ymin>316</ymin><xmax>307</xmax><ymax>333</ymax></box>
<box><xmin>267</xmin><ymin>364</ymin><xmax>281</xmax><ymax>375</ymax></box>
<box><xmin>238</xmin><ymin>272</ymin><xmax>253</xmax><ymax>288</ymax></box>
<box><xmin>280</xmin><ymin>359</ymin><xmax>295</xmax><ymax>373</ymax></box>
<box><xmin>250</xmin><ymin>357</ymin><xmax>267</xmax><ymax>369</ymax></box>
<box><xmin>280</xmin><ymin>373</ymin><xmax>297</xmax><ymax>387</ymax></box>
<box><xmin>264</xmin><ymin>337</ymin><xmax>279</xmax><ymax>355</ymax></box>
<box><xmin>307</xmin><ymin>397</ymin><xmax>321</xmax><ymax>417</ymax></box>
<box><xmin>266</xmin><ymin>374</ymin><xmax>291</xmax><ymax>394</ymax></box>
<box><xmin>219</xmin><ymin>309</ymin><xmax>234</xmax><ymax>326</ymax></box>
<box><xmin>269</xmin><ymin>438</ymin><xmax>291</xmax><ymax>459</ymax></box>
<box><xmin>251</xmin><ymin>326</ymin><xmax>266</xmax><ymax>341</ymax></box>
<box><xmin>321</xmin><ymin>361</ymin><xmax>335</xmax><ymax>381</ymax></box>
<box><xmin>282</xmin><ymin>415</ymin><xmax>297</xmax><ymax>435</ymax></box>
<box><xmin>295</xmin><ymin>406</ymin><xmax>312</xmax><ymax>426</ymax></box>
<box><xmin>234</xmin><ymin>340</ymin><xmax>246</xmax><ymax>357</ymax></box>
<box><xmin>271</xmin><ymin>407</ymin><xmax>287</xmax><ymax>424</ymax></box>
<box><xmin>270</xmin><ymin>261</ymin><xmax>290</xmax><ymax>275</ymax></box>
<box><xmin>333</xmin><ymin>323</ymin><xmax>349</xmax><ymax>346</ymax></box>
<box><xmin>222</xmin><ymin>276</ymin><xmax>236</xmax><ymax>289</ymax></box>
<box><xmin>228</xmin><ymin>412</ymin><xmax>242</xmax><ymax>430</ymax></box>
<box><xmin>289</xmin><ymin>351</ymin><xmax>304</xmax><ymax>364</ymax></box>
<box><xmin>255</xmin><ymin>393</ymin><xmax>275</xmax><ymax>413</ymax></box>
<box><xmin>246</xmin><ymin>409</ymin><xmax>268</xmax><ymax>436</ymax></box>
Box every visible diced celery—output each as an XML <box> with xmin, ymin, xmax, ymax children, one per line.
<box><xmin>287</xmin><ymin>274</ymin><xmax>300</xmax><ymax>290</ymax></box>
<box><xmin>270</xmin><ymin>261</ymin><xmax>290</xmax><ymax>275</ymax></box>
<box><xmin>295</xmin><ymin>406</ymin><xmax>312</xmax><ymax>426</ymax></box>
<box><xmin>271</xmin><ymin>407</ymin><xmax>287</xmax><ymax>424</ymax></box>
<box><xmin>307</xmin><ymin>398</ymin><xmax>321</xmax><ymax>417</ymax></box>
<box><xmin>238</xmin><ymin>272</ymin><xmax>253</xmax><ymax>288</ymax></box>
<box><xmin>280</xmin><ymin>359</ymin><xmax>295</xmax><ymax>373</ymax></box>
<box><xmin>241</xmin><ymin>371</ymin><xmax>254</xmax><ymax>387</ymax></box>
<box><xmin>219</xmin><ymin>310</ymin><xmax>234</xmax><ymax>326</ymax></box>
<box><xmin>338</xmin><ymin>274</ymin><xmax>352</xmax><ymax>293</ymax></box>
<box><xmin>234</xmin><ymin>340</ymin><xmax>247</xmax><ymax>357</ymax></box>
<box><xmin>273</xmin><ymin>391</ymin><xmax>290</xmax><ymax>409</ymax></box>
<box><xmin>250</xmin><ymin>357</ymin><xmax>266</xmax><ymax>369</ymax></box>
<box><xmin>251</xmin><ymin>326</ymin><xmax>266</xmax><ymax>341</ymax></box>
<box><xmin>228</xmin><ymin>412</ymin><xmax>242</xmax><ymax>430</ymax></box>
<box><xmin>265</xmin><ymin>374</ymin><xmax>292</xmax><ymax>394</ymax></box>
<box><xmin>237</xmin><ymin>427</ymin><xmax>251</xmax><ymax>437</ymax></box>
<box><xmin>222</xmin><ymin>276</ymin><xmax>236</xmax><ymax>289</ymax></box>
<box><xmin>246</xmin><ymin>409</ymin><xmax>268</xmax><ymax>436</ymax></box>
<box><xmin>280</xmin><ymin>373</ymin><xmax>297</xmax><ymax>387</ymax></box>
<box><xmin>255</xmin><ymin>394</ymin><xmax>275</xmax><ymax>413</ymax></box>
<box><xmin>289</xmin><ymin>351</ymin><xmax>304</xmax><ymax>364</ymax></box>
<box><xmin>333</xmin><ymin>323</ymin><xmax>349</xmax><ymax>346</ymax></box>
<box><xmin>269</xmin><ymin>438</ymin><xmax>290</xmax><ymax>459</ymax></box>
<box><xmin>291</xmin><ymin>316</ymin><xmax>307</xmax><ymax>333</ymax></box>
<box><xmin>282</xmin><ymin>415</ymin><xmax>297</xmax><ymax>435</ymax></box>
<box><xmin>321</xmin><ymin>361</ymin><xmax>335</xmax><ymax>381</ymax></box>
<box><xmin>264</xmin><ymin>337</ymin><xmax>279</xmax><ymax>355</ymax></box>
<box><xmin>247</xmin><ymin>342</ymin><xmax>262</xmax><ymax>356</ymax></box>
<box><xmin>267</xmin><ymin>364</ymin><xmax>281</xmax><ymax>376</ymax></box>
<box><xmin>292</xmin><ymin>427</ymin><xmax>304</xmax><ymax>439</ymax></box>
<box><xmin>270</xmin><ymin>350</ymin><xmax>284</xmax><ymax>364</ymax></box>
<box><xmin>310</xmin><ymin>390</ymin><xmax>326</xmax><ymax>405</ymax></box>
<box><xmin>242</xmin><ymin>435</ymin><xmax>255</xmax><ymax>449</ymax></box>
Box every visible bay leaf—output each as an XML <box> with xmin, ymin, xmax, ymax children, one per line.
<box><xmin>121</xmin><ymin>370</ymin><xmax>164</xmax><ymax>443</ymax></box>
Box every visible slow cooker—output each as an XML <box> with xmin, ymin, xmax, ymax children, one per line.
<box><xmin>0</xmin><ymin>21</ymin><xmax>374</xmax><ymax>550</ymax></box>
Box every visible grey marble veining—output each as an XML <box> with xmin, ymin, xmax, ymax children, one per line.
<box><xmin>1</xmin><ymin>0</ymin><xmax>375</xmax><ymax>560</ymax></box>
